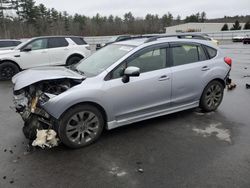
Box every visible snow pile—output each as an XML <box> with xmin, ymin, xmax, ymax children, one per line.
<box><xmin>193</xmin><ymin>123</ymin><xmax>231</xmax><ymax>143</ymax></box>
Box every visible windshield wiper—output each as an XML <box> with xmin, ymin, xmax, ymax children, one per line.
<box><xmin>67</xmin><ymin>66</ymin><xmax>85</xmax><ymax>75</ymax></box>
<box><xmin>75</xmin><ymin>69</ymin><xmax>85</xmax><ymax>75</ymax></box>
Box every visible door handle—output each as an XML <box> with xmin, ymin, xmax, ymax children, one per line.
<box><xmin>41</xmin><ymin>50</ymin><xmax>47</xmax><ymax>53</ymax></box>
<box><xmin>201</xmin><ymin>66</ymin><xmax>210</xmax><ymax>71</ymax></box>
<box><xmin>158</xmin><ymin>75</ymin><xmax>170</xmax><ymax>81</ymax></box>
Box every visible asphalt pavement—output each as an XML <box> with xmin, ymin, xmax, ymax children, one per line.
<box><xmin>0</xmin><ymin>43</ymin><xmax>250</xmax><ymax>188</ymax></box>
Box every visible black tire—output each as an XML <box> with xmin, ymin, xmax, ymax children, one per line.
<box><xmin>58</xmin><ymin>104</ymin><xmax>104</xmax><ymax>149</ymax></box>
<box><xmin>0</xmin><ymin>61</ymin><xmax>19</xmax><ymax>80</ymax></box>
<box><xmin>66</xmin><ymin>56</ymin><xmax>83</xmax><ymax>66</ymax></box>
<box><xmin>200</xmin><ymin>80</ymin><xmax>224</xmax><ymax>112</ymax></box>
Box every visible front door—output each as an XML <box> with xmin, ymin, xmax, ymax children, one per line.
<box><xmin>103</xmin><ymin>46</ymin><xmax>172</xmax><ymax>122</ymax></box>
<box><xmin>19</xmin><ymin>38</ymin><xmax>50</xmax><ymax>69</ymax></box>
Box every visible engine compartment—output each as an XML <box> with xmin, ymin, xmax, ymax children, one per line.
<box><xmin>13</xmin><ymin>78</ymin><xmax>83</xmax><ymax>140</ymax></box>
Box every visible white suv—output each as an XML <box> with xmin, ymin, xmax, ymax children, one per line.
<box><xmin>0</xmin><ymin>36</ymin><xmax>91</xmax><ymax>80</ymax></box>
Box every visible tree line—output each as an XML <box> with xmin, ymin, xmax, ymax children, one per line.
<box><xmin>0</xmin><ymin>0</ymin><xmax>249</xmax><ymax>39</ymax></box>
<box><xmin>0</xmin><ymin>0</ymin><xmax>209</xmax><ymax>38</ymax></box>
<box><xmin>221</xmin><ymin>20</ymin><xmax>250</xmax><ymax>31</ymax></box>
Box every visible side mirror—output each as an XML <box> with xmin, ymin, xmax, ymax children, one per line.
<box><xmin>122</xmin><ymin>66</ymin><xmax>140</xmax><ymax>83</ymax></box>
<box><xmin>22</xmin><ymin>44</ymin><xmax>32</xmax><ymax>52</ymax></box>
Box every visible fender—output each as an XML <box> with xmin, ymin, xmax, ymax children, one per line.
<box><xmin>41</xmin><ymin>85</ymin><xmax>110</xmax><ymax>121</ymax></box>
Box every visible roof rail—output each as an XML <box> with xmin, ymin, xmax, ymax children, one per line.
<box><xmin>144</xmin><ymin>34</ymin><xmax>210</xmax><ymax>43</ymax></box>
<box><xmin>126</xmin><ymin>35</ymin><xmax>158</xmax><ymax>40</ymax></box>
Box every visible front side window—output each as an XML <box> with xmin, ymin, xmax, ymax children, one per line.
<box><xmin>112</xmin><ymin>47</ymin><xmax>167</xmax><ymax>79</ymax></box>
<box><xmin>171</xmin><ymin>44</ymin><xmax>207</xmax><ymax>66</ymax></box>
<box><xmin>28</xmin><ymin>39</ymin><xmax>48</xmax><ymax>50</ymax></box>
<box><xmin>48</xmin><ymin>38</ymin><xmax>68</xmax><ymax>48</ymax></box>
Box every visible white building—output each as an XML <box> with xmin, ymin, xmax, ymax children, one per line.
<box><xmin>165</xmin><ymin>22</ymin><xmax>245</xmax><ymax>34</ymax></box>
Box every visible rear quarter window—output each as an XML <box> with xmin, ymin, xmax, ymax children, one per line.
<box><xmin>204</xmin><ymin>45</ymin><xmax>217</xmax><ymax>59</ymax></box>
<box><xmin>70</xmin><ymin>37</ymin><xmax>87</xmax><ymax>45</ymax></box>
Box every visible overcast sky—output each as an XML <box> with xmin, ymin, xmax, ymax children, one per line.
<box><xmin>34</xmin><ymin>0</ymin><xmax>250</xmax><ymax>19</ymax></box>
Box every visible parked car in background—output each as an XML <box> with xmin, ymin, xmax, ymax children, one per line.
<box><xmin>0</xmin><ymin>39</ymin><xmax>22</xmax><ymax>51</ymax></box>
<box><xmin>186</xmin><ymin>33</ymin><xmax>219</xmax><ymax>45</ymax></box>
<box><xmin>12</xmin><ymin>35</ymin><xmax>232</xmax><ymax>148</ymax></box>
<box><xmin>243</xmin><ymin>35</ymin><xmax>250</xmax><ymax>44</ymax></box>
<box><xmin>96</xmin><ymin>35</ymin><xmax>132</xmax><ymax>50</ymax></box>
<box><xmin>232</xmin><ymin>35</ymin><xmax>245</xmax><ymax>42</ymax></box>
<box><xmin>0</xmin><ymin>36</ymin><xmax>91</xmax><ymax>80</ymax></box>
<box><xmin>205</xmin><ymin>36</ymin><xmax>219</xmax><ymax>46</ymax></box>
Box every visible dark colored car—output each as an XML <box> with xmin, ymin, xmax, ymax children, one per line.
<box><xmin>243</xmin><ymin>36</ymin><xmax>250</xmax><ymax>44</ymax></box>
<box><xmin>96</xmin><ymin>35</ymin><xmax>132</xmax><ymax>50</ymax></box>
<box><xmin>0</xmin><ymin>39</ymin><xmax>22</xmax><ymax>50</ymax></box>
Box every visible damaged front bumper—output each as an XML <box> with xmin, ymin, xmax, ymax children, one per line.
<box><xmin>13</xmin><ymin>89</ymin><xmax>59</xmax><ymax>140</ymax></box>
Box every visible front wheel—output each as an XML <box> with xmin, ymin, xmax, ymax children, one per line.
<box><xmin>0</xmin><ymin>62</ymin><xmax>19</xmax><ymax>80</ymax></box>
<box><xmin>200</xmin><ymin>80</ymin><xmax>224</xmax><ymax>112</ymax></box>
<box><xmin>58</xmin><ymin>105</ymin><xmax>104</xmax><ymax>149</ymax></box>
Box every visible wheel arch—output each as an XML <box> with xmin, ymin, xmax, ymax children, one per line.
<box><xmin>199</xmin><ymin>78</ymin><xmax>225</xmax><ymax>105</ymax></box>
<box><xmin>59</xmin><ymin>101</ymin><xmax>108</xmax><ymax>128</ymax></box>
<box><xmin>0</xmin><ymin>59</ymin><xmax>21</xmax><ymax>71</ymax></box>
<box><xmin>66</xmin><ymin>53</ymin><xmax>84</xmax><ymax>63</ymax></box>
<box><xmin>209</xmin><ymin>78</ymin><xmax>226</xmax><ymax>88</ymax></box>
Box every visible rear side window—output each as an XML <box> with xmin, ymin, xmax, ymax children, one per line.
<box><xmin>70</xmin><ymin>37</ymin><xmax>87</xmax><ymax>45</ymax></box>
<box><xmin>204</xmin><ymin>46</ymin><xmax>217</xmax><ymax>59</ymax></box>
<box><xmin>48</xmin><ymin>38</ymin><xmax>69</xmax><ymax>48</ymax></box>
<box><xmin>170</xmin><ymin>44</ymin><xmax>207</xmax><ymax>66</ymax></box>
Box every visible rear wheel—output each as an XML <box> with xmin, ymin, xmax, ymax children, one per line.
<box><xmin>58</xmin><ymin>104</ymin><xmax>104</xmax><ymax>149</ymax></box>
<box><xmin>200</xmin><ymin>80</ymin><xmax>224</xmax><ymax>112</ymax></box>
<box><xmin>66</xmin><ymin>56</ymin><xmax>83</xmax><ymax>66</ymax></box>
<box><xmin>0</xmin><ymin>61</ymin><xmax>19</xmax><ymax>80</ymax></box>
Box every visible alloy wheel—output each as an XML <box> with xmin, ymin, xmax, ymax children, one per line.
<box><xmin>66</xmin><ymin>111</ymin><xmax>100</xmax><ymax>144</ymax></box>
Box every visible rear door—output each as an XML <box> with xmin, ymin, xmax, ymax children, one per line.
<box><xmin>169</xmin><ymin>42</ymin><xmax>210</xmax><ymax>106</ymax></box>
<box><xmin>47</xmin><ymin>37</ymin><xmax>69</xmax><ymax>65</ymax></box>
<box><xmin>103</xmin><ymin>44</ymin><xmax>172</xmax><ymax>122</ymax></box>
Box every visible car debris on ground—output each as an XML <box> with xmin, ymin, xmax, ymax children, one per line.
<box><xmin>32</xmin><ymin>129</ymin><xmax>59</xmax><ymax>149</ymax></box>
<box><xmin>227</xmin><ymin>78</ymin><xmax>236</xmax><ymax>90</ymax></box>
<box><xmin>246</xmin><ymin>84</ymin><xmax>250</xmax><ymax>89</ymax></box>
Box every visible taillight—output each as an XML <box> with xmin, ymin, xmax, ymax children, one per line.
<box><xmin>224</xmin><ymin>57</ymin><xmax>232</xmax><ymax>67</ymax></box>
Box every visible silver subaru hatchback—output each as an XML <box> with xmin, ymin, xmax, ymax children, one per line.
<box><xmin>12</xmin><ymin>36</ymin><xmax>232</xmax><ymax>148</ymax></box>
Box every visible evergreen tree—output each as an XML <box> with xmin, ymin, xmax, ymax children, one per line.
<box><xmin>221</xmin><ymin>23</ymin><xmax>229</xmax><ymax>31</ymax></box>
<box><xmin>201</xmin><ymin>12</ymin><xmax>206</xmax><ymax>22</ymax></box>
<box><xmin>244</xmin><ymin>21</ymin><xmax>250</xmax><ymax>30</ymax></box>
<box><xmin>230</xmin><ymin>20</ymin><xmax>242</xmax><ymax>30</ymax></box>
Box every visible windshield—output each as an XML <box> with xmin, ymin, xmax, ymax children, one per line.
<box><xmin>14</xmin><ymin>39</ymin><xmax>32</xmax><ymax>50</ymax></box>
<box><xmin>76</xmin><ymin>44</ymin><xmax>135</xmax><ymax>77</ymax></box>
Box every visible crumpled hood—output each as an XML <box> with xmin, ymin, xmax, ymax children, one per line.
<box><xmin>12</xmin><ymin>66</ymin><xmax>85</xmax><ymax>91</ymax></box>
